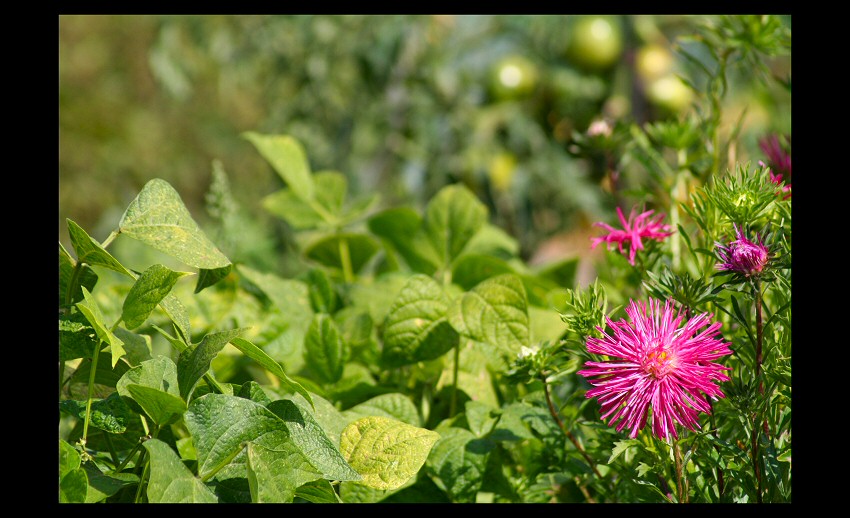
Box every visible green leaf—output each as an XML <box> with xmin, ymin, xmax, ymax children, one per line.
<box><xmin>82</xmin><ymin>463</ymin><xmax>139</xmax><ymax>503</ymax></box>
<box><xmin>262</xmin><ymin>188</ymin><xmax>324</xmax><ymax>229</ymax></box>
<box><xmin>117</xmin><ymin>178</ymin><xmax>231</xmax><ymax>269</ymax></box>
<box><xmin>237</xmin><ymin>265</ymin><xmax>313</xmax><ymax>338</ymax></box>
<box><xmin>304</xmin><ymin>314</ymin><xmax>349</xmax><ymax>384</ymax></box>
<box><xmin>306</xmin><ymin>268</ymin><xmax>337</xmax><ymax>314</ymax></box>
<box><xmin>295</xmin><ymin>479</ymin><xmax>342</xmax><ymax>503</ymax></box>
<box><xmin>177</xmin><ymin>328</ymin><xmax>246</xmax><ymax>401</ymax></box>
<box><xmin>348</xmin><ymin>272</ymin><xmax>410</xmax><ymax>324</ymax></box>
<box><xmin>423</xmin><ymin>184</ymin><xmax>488</xmax><ymax>269</ymax></box>
<box><xmin>368</xmin><ymin>207</ymin><xmax>440</xmax><ymax>274</ymax></box>
<box><xmin>246</xmin><ymin>441</ymin><xmax>323</xmax><ymax>503</ymax></box>
<box><xmin>340</xmin><ymin>416</ymin><xmax>439</xmax><ymax>491</ymax></box>
<box><xmin>143</xmin><ymin>438</ymin><xmax>218</xmax><ymax>503</ymax></box>
<box><xmin>238</xmin><ymin>381</ymin><xmax>272</xmax><ymax>406</ymax></box>
<box><xmin>67</xmin><ymin>219</ymin><xmax>134</xmax><ymax>277</ymax></box>
<box><xmin>159</xmin><ymin>294</ymin><xmax>191</xmax><ymax>343</ymax></box>
<box><xmin>76</xmin><ymin>287</ymin><xmax>125</xmax><ymax>367</ymax></box>
<box><xmin>60</xmin><ymin>467</ymin><xmax>89</xmax><ymax>503</ymax></box>
<box><xmin>461</xmin><ymin>223</ymin><xmax>519</xmax><ymax>258</ymax></box>
<box><xmin>448</xmin><ymin>273</ymin><xmax>529</xmax><ymax>357</ymax></box>
<box><xmin>230</xmin><ymin>337</ymin><xmax>314</xmax><ymax>408</ymax></box>
<box><xmin>608</xmin><ymin>439</ymin><xmax>641</xmax><ymax>464</ymax></box>
<box><xmin>59</xmin><ymin>315</ymin><xmax>98</xmax><ymax>361</ymax></box>
<box><xmin>195</xmin><ymin>264</ymin><xmax>232</xmax><ymax>294</ymax></box>
<box><xmin>59</xmin><ymin>242</ymin><xmax>98</xmax><ymax>306</ymax></box>
<box><xmin>464</xmin><ymin>401</ymin><xmax>499</xmax><ymax>438</ymax></box>
<box><xmin>112</xmin><ymin>328</ymin><xmax>153</xmax><ymax>366</ymax></box>
<box><xmin>343</xmin><ymin>393</ymin><xmax>422</xmax><ymax>427</ymax></box>
<box><xmin>312</xmin><ymin>170</ymin><xmax>348</xmax><ymax>218</ymax></box>
<box><xmin>244</xmin><ymin>132</ymin><xmax>314</xmax><ymax>201</ymax></box>
<box><xmin>381</xmin><ymin>274</ymin><xmax>459</xmax><ymax>368</ymax></box>
<box><xmin>304</xmin><ymin>233</ymin><xmax>380</xmax><ymax>274</ymax></box>
<box><xmin>266</xmin><ymin>399</ymin><xmax>361</xmax><ymax>482</ymax></box>
<box><xmin>117</xmin><ymin>356</ymin><xmax>181</xmax><ymax>399</ymax></box>
<box><xmin>185</xmin><ymin>394</ymin><xmax>290</xmax><ymax>480</ymax></box>
<box><xmin>126</xmin><ymin>384</ymin><xmax>187</xmax><ymax>426</ymax></box>
<box><xmin>122</xmin><ymin>264</ymin><xmax>190</xmax><ymax>329</ymax></box>
<box><xmin>426</xmin><ymin>427</ymin><xmax>493</xmax><ymax>501</ymax></box>
<box><xmin>67</xmin><ymin>352</ymin><xmax>132</xmax><ymax>397</ymax></box>
<box><xmin>59</xmin><ymin>392</ymin><xmax>135</xmax><ymax>434</ymax></box>
<box><xmin>535</xmin><ymin>257</ymin><xmax>579</xmax><ymax>289</ymax></box>
<box><xmin>59</xmin><ymin>439</ymin><xmax>81</xmax><ymax>479</ymax></box>
<box><xmin>451</xmin><ymin>254</ymin><xmax>515</xmax><ymax>291</ymax></box>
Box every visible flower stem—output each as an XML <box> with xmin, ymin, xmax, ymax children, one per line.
<box><xmin>542</xmin><ymin>379</ymin><xmax>603</xmax><ymax>481</ymax></box>
<box><xmin>672</xmin><ymin>437</ymin><xmax>688</xmax><ymax>503</ymax></box>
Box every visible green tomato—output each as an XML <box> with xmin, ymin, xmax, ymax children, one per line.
<box><xmin>566</xmin><ymin>16</ymin><xmax>624</xmax><ymax>72</ymax></box>
<box><xmin>647</xmin><ymin>74</ymin><xmax>693</xmax><ymax>113</ymax></box>
<box><xmin>489</xmin><ymin>55</ymin><xmax>539</xmax><ymax>101</ymax></box>
<box><xmin>636</xmin><ymin>43</ymin><xmax>674</xmax><ymax>83</ymax></box>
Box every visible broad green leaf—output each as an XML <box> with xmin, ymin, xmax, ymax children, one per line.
<box><xmin>451</xmin><ymin>254</ymin><xmax>515</xmax><ymax>291</ymax></box>
<box><xmin>59</xmin><ymin>392</ymin><xmax>135</xmax><ymax>434</ymax></box>
<box><xmin>306</xmin><ymin>268</ymin><xmax>337</xmax><ymax>314</ymax></box>
<box><xmin>60</xmin><ymin>467</ymin><xmax>89</xmax><ymax>503</ymax></box>
<box><xmin>343</xmin><ymin>393</ymin><xmax>421</xmax><ymax>427</ymax></box>
<box><xmin>117</xmin><ymin>356</ymin><xmax>180</xmax><ymax>399</ymax></box>
<box><xmin>304</xmin><ymin>314</ymin><xmax>349</xmax><ymax>384</ymax></box>
<box><xmin>262</xmin><ymin>188</ymin><xmax>324</xmax><ymax>229</ymax></box>
<box><xmin>230</xmin><ymin>337</ymin><xmax>313</xmax><ymax>408</ymax></box>
<box><xmin>423</xmin><ymin>184</ymin><xmax>487</xmax><ymax>269</ymax></box>
<box><xmin>195</xmin><ymin>264</ymin><xmax>232</xmax><ymax>294</ymax></box>
<box><xmin>117</xmin><ymin>178</ymin><xmax>231</xmax><ymax>269</ymax></box>
<box><xmin>159</xmin><ymin>294</ymin><xmax>191</xmax><ymax>343</ymax></box>
<box><xmin>126</xmin><ymin>384</ymin><xmax>187</xmax><ymax>426</ymax></box>
<box><xmin>60</xmin><ymin>242</ymin><xmax>98</xmax><ymax>306</ymax></box>
<box><xmin>339</xmin><ymin>478</ymin><xmax>410</xmax><ymax>503</ymax></box>
<box><xmin>112</xmin><ymin>328</ymin><xmax>153</xmax><ymax>366</ymax></box>
<box><xmin>368</xmin><ymin>206</ymin><xmax>439</xmax><ymax>274</ymax></box>
<box><xmin>304</xmin><ymin>233</ymin><xmax>380</xmax><ymax>274</ymax></box>
<box><xmin>238</xmin><ymin>381</ymin><xmax>272</xmax><ymax>406</ymax></box>
<box><xmin>67</xmin><ymin>219</ymin><xmax>134</xmax><ymax>277</ymax></box>
<box><xmin>143</xmin><ymin>438</ymin><xmax>218</xmax><ymax>503</ymax></box>
<box><xmin>122</xmin><ymin>264</ymin><xmax>190</xmax><ymax>329</ymax></box>
<box><xmin>246</xmin><ymin>441</ymin><xmax>324</xmax><ymax>503</ymax></box>
<box><xmin>177</xmin><ymin>328</ymin><xmax>246</xmax><ymax>401</ymax></box>
<box><xmin>59</xmin><ymin>440</ymin><xmax>81</xmax><ymax>479</ymax></box>
<box><xmin>59</xmin><ymin>315</ymin><xmax>97</xmax><ymax>361</ymax></box>
<box><xmin>76</xmin><ymin>287</ymin><xmax>125</xmax><ymax>367</ymax></box>
<box><xmin>426</xmin><ymin>427</ymin><xmax>493</xmax><ymax>501</ymax></box>
<box><xmin>237</xmin><ymin>265</ymin><xmax>313</xmax><ymax>337</ymax></box>
<box><xmin>529</xmin><ymin>306</ymin><xmax>567</xmax><ymax>343</ymax></box>
<box><xmin>287</xmin><ymin>393</ymin><xmax>349</xmax><ymax>448</ymax></box>
<box><xmin>609</xmin><ymin>439</ymin><xmax>642</xmax><ymax>464</ymax></box>
<box><xmin>465</xmin><ymin>401</ymin><xmax>499</xmax><ymax>438</ymax></box>
<box><xmin>244</xmin><ymin>132</ymin><xmax>314</xmax><ymax>201</ymax></box>
<box><xmin>448</xmin><ymin>274</ymin><xmax>529</xmax><ymax>357</ymax></box>
<box><xmin>82</xmin><ymin>463</ymin><xmax>139</xmax><ymax>503</ymax></box>
<box><xmin>267</xmin><ymin>399</ymin><xmax>361</xmax><ymax>482</ymax></box>
<box><xmin>535</xmin><ymin>257</ymin><xmax>579</xmax><ymax>289</ymax></box>
<box><xmin>295</xmin><ymin>479</ymin><xmax>342</xmax><ymax>503</ymax></box>
<box><xmin>67</xmin><ymin>352</ymin><xmax>132</xmax><ymax>398</ymax></box>
<box><xmin>381</xmin><ymin>274</ymin><xmax>459</xmax><ymax>368</ymax></box>
<box><xmin>340</xmin><ymin>191</ymin><xmax>380</xmax><ymax>226</ymax></box>
<box><xmin>461</xmin><ymin>222</ymin><xmax>519</xmax><ymax>258</ymax></box>
<box><xmin>348</xmin><ymin>272</ymin><xmax>409</xmax><ymax>324</ymax></box>
<box><xmin>340</xmin><ymin>416</ymin><xmax>439</xmax><ymax>491</ymax></box>
<box><xmin>184</xmin><ymin>394</ymin><xmax>290</xmax><ymax>480</ymax></box>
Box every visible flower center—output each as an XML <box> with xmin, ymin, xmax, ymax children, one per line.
<box><xmin>642</xmin><ymin>341</ymin><xmax>676</xmax><ymax>379</ymax></box>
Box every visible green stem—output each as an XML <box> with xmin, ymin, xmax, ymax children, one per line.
<box><xmin>59</xmin><ymin>361</ymin><xmax>66</xmax><ymax>399</ymax></box>
<box><xmin>114</xmin><ymin>440</ymin><xmax>144</xmax><ymax>473</ymax></box>
<box><xmin>338</xmin><ymin>236</ymin><xmax>354</xmax><ymax>284</ymax></box>
<box><xmin>101</xmin><ymin>230</ymin><xmax>119</xmax><ymax>249</ymax></box>
<box><xmin>449</xmin><ymin>341</ymin><xmax>460</xmax><ymax>417</ymax></box>
<box><xmin>103</xmin><ymin>431</ymin><xmax>120</xmax><ymax>467</ymax></box>
<box><xmin>706</xmin><ymin>396</ymin><xmax>725</xmax><ymax>499</ymax></box>
<box><xmin>65</xmin><ymin>262</ymin><xmax>83</xmax><ymax>308</ymax></box>
<box><xmin>542</xmin><ymin>378</ymin><xmax>604</xmax><ymax>481</ymax></box>
<box><xmin>751</xmin><ymin>278</ymin><xmax>765</xmax><ymax>503</ymax></box>
<box><xmin>134</xmin><ymin>459</ymin><xmax>150</xmax><ymax>503</ymax></box>
<box><xmin>672</xmin><ymin>437</ymin><xmax>688</xmax><ymax>503</ymax></box>
<box><xmin>81</xmin><ymin>344</ymin><xmax>102</xmax><ymax>449</ymax></box>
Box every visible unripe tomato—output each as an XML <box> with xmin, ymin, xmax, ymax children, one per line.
<box><xmin>489</xmin><ymin>55</ymin><xmax>539</xmax><ymax>101</ymax></box>
<box><xmin>647</xmin><ymin>74</ymin><xmax>693</xmax><ymax>113</ymax></box>
<box><xmin>566</xmin><ymin>16</ymin><xmax>624</xmax><ymax>72</ymax></box>
<box><xmin>636</xmin><ymin>43</ymin><xmax>674</xmax><ymax>83</ymax></box>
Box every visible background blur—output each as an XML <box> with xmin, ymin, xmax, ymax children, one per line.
<box><xmin>59</xmin><ymin>15</ymin><xmax>791</xmax><ymax>274</ymax></box>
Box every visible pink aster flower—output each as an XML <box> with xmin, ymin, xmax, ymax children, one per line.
<box><xmin>590</xmin><ymin>206</ymin><xmax>673</xmax><ymax>266</ymax></box>
<box><xmin>578</xmin><ymin>298</ymin><xmax>732</xmax><ymax>440</ymax></box>
<box><xmin>715</xmin><ymin>225</ymin><xmax>770</xmax><ymax>277</ymax></box>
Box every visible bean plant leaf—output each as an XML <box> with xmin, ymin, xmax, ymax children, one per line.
<box><xmin>238</xmin><ymin>381</ymin><xmax>272</xmax><ymax>406</ymax></box>
<box><xmin>126</xmin><ymin>384</ymin><xmax>187</xmax><ymax>426</ymax></box>
<box><xmin>343</xmin><ymin>393</ymin><xmax>422</xmax><ymax>427</ymax></box>
<box><xmin>230</xmin><ymin>337</ymin><xmax>314</xmax><ymax>408</ymax></box>
<box><xmin>117</xmin><ymin>355</ymin><xmax>181</xmax><ymax>398</ymax></box>
<box><xmin>112</xmin><ymin>328</ymin><xmax>153</xmax><ymax>366</ymax></box>
<box><xmin>59</xmin><ymin>440</ymin><xmax>80</xmax><ymax>479</ymax></box>
<box><xmin>306</xmin><ymin>268</ymin><xmax>337</xmax><ymax>314</ymax></box>
<box><xmin>339</xmin><ymin>416</ymin><xmax>439</xmax><ymax>491</ymax></box>
<box><xmin>426</xmin><ymin>427</ymin><xmax>494</xmax><ymax>502</ymax></box>
<box><xmin>263</xmin><ymin>188</ymin><xmax>325</xmax><ymax>229</ymax></box>
<box><xmin>448</xmin><ymin>273</ymin><xmax>529</xmax><ymax>357</ymax></box>
<box><xmin>177</xmin><ymin>328</ymin><xmax>247</xmax><ymax>401</ymax></box>
<box><xmin>267</xmin><ymin>399</ymin><xmax>361</xmax><ymax>482</ymax></box>
<box><xmin>67</xmin><ymin>219</ymin><xmax>134</xmax><ymax>277</ymax></box>
<box><xmin>60</xmin><ymin>467</ymin><xmax>89</xmax><ymax>503</ymax></box>
<box><xmin>117</xmin><ymin>178</ymin><xmax>231</xmax><ymax>270</ymax></box>
<box><xmin>244</xmin><ymin>132</ymin><xmax>315</xmax><ymax>201</ymax></box>
<box><xmin>368</xmin><ymin>207</ymin><xmax>440</xmax><ymax>274</ymax></box>
<box><xmin>245</xmin><ymin>441</ymin><xmax>324</xmax><ymax>503</ymax></box>
<box><xmin>423</xmin><ymin>184</ymin><xmax>487</xmax><ymax>269</ymax></box>
<box><xmin>59</xmin><ymin>392</ymin><xmax>135</xmax><ymax>434</ymax></box>
<box><xmin>304</xmin><ymin>314</ymin><xmax>349</xmax><ymax>384</ymax></box>
<box><xmin>195</xmin><ymin>264</ymin><xmax>233</xmax><ymax>294</ymax></box>
<box><xmin>294</xmin><ymin>479</ymin><xmax>342</xmax><ymax>503</ymax></box>
<box><xmin>143</xmin><ymin>438</ymin><xmax>218</xmax><ymax>503</ymax></box>
<box><xmin>59</xmin><ymin>242</ymin><xmax>98</xmax><ymax>306</ymax></box>
<box><xmin>303</xmin><ymin>233</ymin><xmax>381</xmax><ymax>274</ymax></box>
<box><xmin>59</xmin><ymin>315</ymin><xmax>98</xmax><ymax>361</ymax></box>
<box><xmin>381</xmin><ymin>274</ymin><xmax>459</xmax><ymax>368</ymax></box>
<box><xmin>451</xmin><ymin>254</ymin><xmax>515</xmax><ymax>291</ymax></box>
<box><xmin>76</xmin><ymin>287</ymin><xmax>125</xmax><ymax>367</ymax></box>
<box><xmin>122</xmin><ymin>264</ymin><xmax>190</xmax><ymax>330</ymax></box>
<box><xmin>82</xmin><ymin>463</ymin><xmax>139</xmax><ymax>503</ymax></box>
<box><xmin>159</xmin><ymin>294</ymin><xmax>191</xmax><ymax>343</ymax></box>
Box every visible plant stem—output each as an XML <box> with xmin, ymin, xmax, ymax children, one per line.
<box><xmin>65</xmin><ymin>262</ymin><xmax>83</xmax><ymax>308</ymax></box>
<box><xmin>449</xmin><ymin>341</ymin><xmax>460</xmax><ymax>417</ymax></box>
<box><xmin>706</xmin><ymin>395</ymin><xmax>725</xmax><ymax>498</ymax></box>
<box><xmin>751</xmin><ymin>277</ymin><xmax>765</xmax><ymax>503</ymax></box>
<box><xmin>672</xmin><ymin>437</ymin><xmax>688</xmax><ymax>503</ymax></box>
<box><xmin>59</xmin><ymin>361</ymin><xmax>66</xmax><ymax>399</ymax></box>
<box><xmin>134</xmin><ymin>460</ymin><xmax>150</xmax><ymax>503</ymax></box>
<box><xmin>338</xmin><ymin>236</ymin><xmax>354</xmax><ymax>284</ymax></box>
<box><xmin>754</xmin><ymin>279</ymin><xmax>770</xmax><ymax>438</ymax></box>
<box><xmin>101</xmin><ymin>230</ymin><xmax>119</xmax><ymax>249</ymax></box>
<box><xmin>103</xmin><ymin>431</ymin><xmax>120</xmax><ymax>467</ymax></box>
<box><xmin>542</xmin><ymin>379</ymin><xmax>603</xmax><ymax>481</ymax></box>
<box><xmin>81</xmin><ymin>344</ymin><xmax>102</xmax><ymax>449</ymax></box>
<box><xmin>114</xmin><ymin>440</ymin><xmax>144</xmax><ymax>473</ymax></box>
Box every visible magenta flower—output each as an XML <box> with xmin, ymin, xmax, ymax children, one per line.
<box><xmin>759</xmin><ymin>134</ymin><xmax>791</xmax><ymax>200</ymax></box>
<box><xmin>578</xmin><ymin>298</ymin><xmax>732</xmax><ymax>440</ymax></box>
<box><xmin>590</xmin><ymin>206</ymin><xmax>673</xmax><ymax>266</ymax></box>
<box><xmin>715</xmin><ymin>225</ymin><xmax>770</xmax><ymax>277</ymax></box>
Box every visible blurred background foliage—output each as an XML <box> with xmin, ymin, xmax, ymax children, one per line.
<box><xmin>59</xmin><ymin>14</ymin><xmax>790</xmax><ymax>277</ymax></box>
